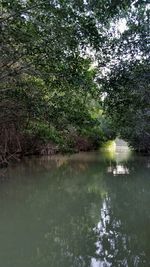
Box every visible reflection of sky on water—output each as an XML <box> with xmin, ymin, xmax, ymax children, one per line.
<box><xmin>91</xmin><ymin>195</ymin><xmax>141</xmax><ymax>267</ymax></box>
<box><xmin>107</xmin><ymin>165</ymin><xmax>129</xmax><ymax>175</ymax></box>
<box><xmin>91</xmin><ymin>198</ymin><xmax>114</xmax><ymax>267</ymax></box>
<box><xmin>91</xmin><ymin>258</ymin><xmax>111</xmax><ymax>267</ymax></box>
<box><xmin>90</xmin><ymin>152</ymin><xmax>150</xmax><ymax>267</ymax></box>
<box><xmin>91</xmin><ymin>198</ymin><xmax>112</xmax><ymax>267</ymax></box>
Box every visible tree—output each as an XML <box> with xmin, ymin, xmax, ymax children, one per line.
<box><xmin>100</xmin><ymin>1</ymin><xmax>150</xmax><ymax>152</ymax></box>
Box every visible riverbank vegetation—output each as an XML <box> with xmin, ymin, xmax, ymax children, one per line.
<box><xmin>0</xmin><ymin>0</ymin><xmax>149</xmax><ymax>166</ymax></box>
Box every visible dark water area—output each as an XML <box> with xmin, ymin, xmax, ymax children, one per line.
<box><xmin>0</xmin><ymin>148</ymin><xmax>150</xmax><ymax>267</ymax></box>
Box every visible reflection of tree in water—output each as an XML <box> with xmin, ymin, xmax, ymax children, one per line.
<box><xmin>23</xmin><ymin>160</ymin><xmax>107</xmax><ymax>267</ymax></box>
<box><xmin>2</xmin><ymin>153</ymin><xmax>150</xmax><ymax>267</ymax></box>
<box><xmin>92</xmin><ymin>157</ymin><xmax>150</xmax><ymax>267</ymax></box>
<box><xmin>93</xmin><ymin>197</ymin><xmax>141</xmax><ymax>267</ymax></box>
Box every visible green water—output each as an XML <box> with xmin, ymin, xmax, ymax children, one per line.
<box><xmin>0</xmin><ymin>150</ymin><xmax>150</xmax><ymax>267</ymax></box>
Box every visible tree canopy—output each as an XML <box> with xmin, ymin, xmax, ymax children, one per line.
<box><xmin>0</xmin><ymin>0</ymin><xmax>150</xmax><ymax>163</ymax></box>
<box><xmin>100</xmin><ymin>1</ymin><xmax>150</xmax><ymax>152</ymax></box>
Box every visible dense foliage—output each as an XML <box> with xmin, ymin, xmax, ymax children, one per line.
<box><xmin>0</xmin><ymin>0</ymin><xmax>149</xmax><ymax>165</ymax></box>
<box><xmin>101</xmin><ymin>1</ymin><xmax>150</xmax><ymax>152</ymax></box>
<box><xmin>0</xmin><ymin>0</ymin><xmax>114</xmax><ymax>163</ymax></box>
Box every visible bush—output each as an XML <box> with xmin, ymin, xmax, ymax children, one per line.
<box><xmin>25</xmin><ymin>122</ymin><xmax>64</xmax><ymax>145</ymax></box>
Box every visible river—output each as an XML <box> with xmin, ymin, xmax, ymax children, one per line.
<box><xmin>0</xmin><ymin>148</ymin><xmax>150</xmax><ymax>267</ymax></box>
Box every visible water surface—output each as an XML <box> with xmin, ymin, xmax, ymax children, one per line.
<box><xmin>0</xmin><ymin>149</ymin><xmax>150</xmax><ymax>267</ymax></box>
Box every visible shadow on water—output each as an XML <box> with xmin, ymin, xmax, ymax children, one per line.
<box><xmin>0</xmin><ymin>146</ymin><xmax>150</xmax><ymax>267</ymax></box>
